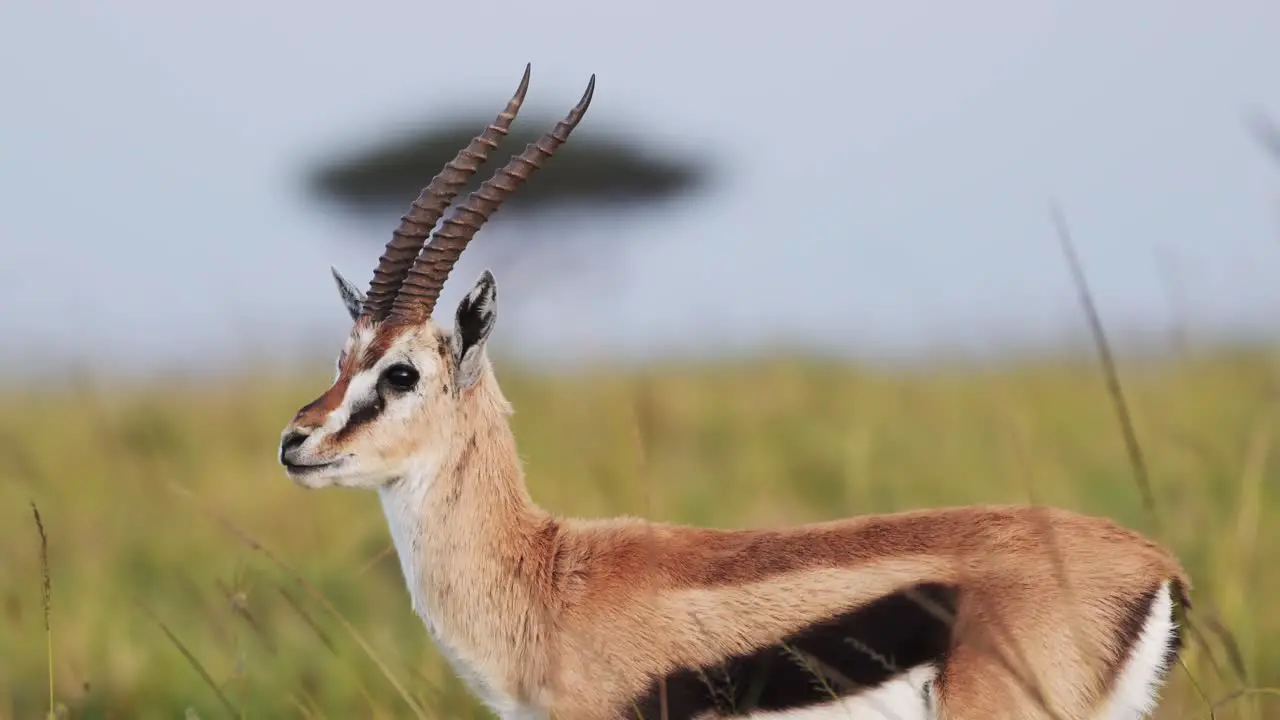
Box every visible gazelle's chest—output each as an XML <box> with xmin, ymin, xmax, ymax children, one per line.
<box><xmin>377</xmin><ymin>486</ymin><xmax>547</xmax><ymax>719</ymax></box>
<box><xmin>417</xmin><ymin>587</ymin><xmax>547</xmax><ymax>720</ymax></box>
<box><xmin>432</xmin><ymin>631</ymin><xmax>539</xmax><ymax>719</ymax></box>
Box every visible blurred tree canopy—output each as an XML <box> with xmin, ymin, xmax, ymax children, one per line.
<box><xmin>1251</xmin><ymin>111</ymin><xmax>1280</xmax><ymax>167</ymax></box>
<box><xmin>303</xmin><ymin>107</ymin><xmax>718</xmax><ymax>292</ymax></box>
<box><xmin>306</xmin><ymin>116</ymin><xmax>715</xmax><ymax>218</ymax></box>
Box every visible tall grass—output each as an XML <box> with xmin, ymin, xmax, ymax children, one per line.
<box><xmin>1</xmin><ymin>347</ymin><xmax>1277</xmax><ymax>717</ymax></box>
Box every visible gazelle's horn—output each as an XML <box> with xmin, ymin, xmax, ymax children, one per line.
<box><xmin>360</xmin><ymin>64</ymin><xmax>532</xmax><ymax>321</ymax></box>
<box><xmin>388</xmin><ymin>74</ymin><xmax>595</xmax><ymax>322</ymax></box>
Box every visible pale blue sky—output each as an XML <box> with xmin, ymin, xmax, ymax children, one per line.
<box><xmin>2</xmin><ymin>0</ymin><xmax>1278</xmax><ymax>377</ymax></box>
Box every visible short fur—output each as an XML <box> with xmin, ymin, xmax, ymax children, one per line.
<box><xmin>280</xmin><ymin>271</ymin><xmax>1191</xmax><ymax>720</ymax></box>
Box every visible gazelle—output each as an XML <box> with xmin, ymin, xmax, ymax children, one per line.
<box><xmin>279</xmin><ymin>65</ymin><xmax>1191</xmax><ymax>720</ymax></box>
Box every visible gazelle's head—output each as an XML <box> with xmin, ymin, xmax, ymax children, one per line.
<box><xmin>279</xmin><ymin>65</ymin><xmax>594</xmax><ymax>490</ymax></box>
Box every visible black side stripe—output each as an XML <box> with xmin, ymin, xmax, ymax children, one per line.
<box><xmin>628</xmin><ymin>582</ymin><xmax>959</xmax><ymax>719</ymax></box>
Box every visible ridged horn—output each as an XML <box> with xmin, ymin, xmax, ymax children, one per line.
<box><xmin>359</xmin><ymin>64</ymin><xmax>532</xmax><ymax>321</ymax></box>
<box><xmin>388</xmin><ymin>74</ymin><xmax>596</xmax><ymax>322</ymax></box>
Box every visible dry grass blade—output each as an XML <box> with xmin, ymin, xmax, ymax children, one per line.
<box><xmin>1183</xmin><ymin>619</ymin><xmax>1233</xmax><ymax>684</ymax></box>
<box><xmin>1049</xmin><ymin>205</ymin><xmax>1162</xmax><ymax>534</ymax></box>
<box><xmin>215</xmin><ymin>578</ymin><xmax>277</xmax><ymax>657</ymax></box>
<box><xmin>354</xmin><ymin>543</ymin><xmax>397</xmax><ymax>578</ymax></box>
<box><xmin>276</xmin><ymin>581</ymin><xmax>337</xmax><ymax>654</ymax></box>
<box><xmin>167</xmin><ymin>481</ymin><xmax>430</xmax><ymax>720</ymax></box>
<box><xmin>136</xmin><ymin>600</ymin><xmax>241</xmax><ymax>718</ymax></box>
<box><xmin>272</xmin><ymin>579</ymin><xmax>402</xmax><ymax>717</ymax></box>
<box><xmin>288</xmin><ymin>694</ymin><xmax>321</xmax><ymax>720</ymax></box>
<box><xmin>1200</xmin><ymin>615</ymin><xmax>1248</xmax><ymax>683</ymax></box>
<box><xmin>1209</xmin><ymin>686</ymin><xmax>1280</xmax><ymax>713</ymax></box>
<box><xmin>30</xmin><ymin>501</ymin><xmax>54</xmax><ymax>719</ymax></box>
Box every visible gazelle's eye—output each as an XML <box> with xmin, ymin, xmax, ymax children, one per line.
<box><xmin>382</xmin><ymin>364</ymin><xmax>420</xmax><ymax>392</ymax></box>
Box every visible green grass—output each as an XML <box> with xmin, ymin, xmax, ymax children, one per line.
<box><xmin>1</xmin><ymin>350</ymin><xmax>1277</xmax><ymax>718</ymax></box>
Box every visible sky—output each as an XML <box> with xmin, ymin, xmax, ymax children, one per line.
<box><xmin>2</xmin><ymin>0</ymin><xmax>1279</xmax><ymax>377</ymax></box>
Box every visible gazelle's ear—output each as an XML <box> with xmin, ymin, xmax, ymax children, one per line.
<box><xmin>331</xmin><ymin>266</ymin><xmax>365</xmax><ymax>321</ymax></box>
<box><xmin>452</xmin><ymin>270</ymin><xmax>497</xmax><ymax>391</ymax></box>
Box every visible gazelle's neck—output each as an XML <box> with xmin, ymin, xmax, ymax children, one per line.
<box><xmin>378</xmin><ymin>373</ymin><xmax>557</xmax><ymax>708</ymax></box>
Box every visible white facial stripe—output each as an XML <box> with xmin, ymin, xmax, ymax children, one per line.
<box><xmin>319</xmin><ymin>329</ymin><xmax>436</xmax><ymax>437</ymax></box>
<box><xmin>320</xmin><ymin>369</ymin><xmax>379</xmax><ymax>435</ymax></box>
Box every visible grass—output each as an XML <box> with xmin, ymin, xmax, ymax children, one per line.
<box><xmin>1</xmin><ymin>346</ymin><xmax>1278</xmax><ymax>718</ymax></box>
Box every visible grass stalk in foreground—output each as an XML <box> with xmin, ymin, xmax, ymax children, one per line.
<box><xmin>30</xmin><ymin>501</ymin><xmax>54</xmax><ymax>719</ymax></box>
<box><xmin>136</xmin><ymin>600</ymin><xmax>241</xmax><ymax>718</ymax></box>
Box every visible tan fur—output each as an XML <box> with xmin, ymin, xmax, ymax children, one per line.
<box><xmin>281</xmin><ymin>317</ymin><xmax>1190</xmax><ymax>720</ymax></box>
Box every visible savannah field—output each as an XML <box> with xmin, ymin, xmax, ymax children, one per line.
<box><xmin>1</xmin><ymin>348</ymin><xmax>1277</xmax><ymax>719</ymax></box>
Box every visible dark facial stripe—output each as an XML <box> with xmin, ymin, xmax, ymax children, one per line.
<box><xmin>628</xmin><ymin>583</ymin><xmax>958</xmax><ymax>718</ymax></box>
<box><xmin>332</xmin><ymin>388</ymin><xmax>387</xmax><ymax>443</ymax></box>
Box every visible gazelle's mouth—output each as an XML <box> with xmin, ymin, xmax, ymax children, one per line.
<box><xmin>283</xmin><ymin>459</ymin><xmax>340</xmax><ymax>475</ymax></box>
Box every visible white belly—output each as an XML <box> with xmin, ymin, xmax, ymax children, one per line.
<box><xmin>729</xmin><ymin>665</ymin><xmax>937</xmax><ymax>719</ymax></box>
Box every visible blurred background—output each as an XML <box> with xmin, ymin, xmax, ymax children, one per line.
<box><xmin>2</xmin><ymin>0</ymin><xmax>1279</xmax><ymax>717</ymax></box>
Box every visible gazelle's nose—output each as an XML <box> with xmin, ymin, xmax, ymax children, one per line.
<box><xmin>279</xmin><ymin>429</ymin><xmax>309</xmax><ymax>463</ymax></box>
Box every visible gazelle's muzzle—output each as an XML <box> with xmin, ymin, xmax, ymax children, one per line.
<box><xmin>279</xmin><ymin>427</ymin><xmax>308</xmax><ymax>466</ymax></box>
<box><xmin>278</xmin><ymin>423</ymin><xmax>342</xmax><ymax>477</ymax></box>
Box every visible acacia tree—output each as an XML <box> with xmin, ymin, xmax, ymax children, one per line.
<box><xmin>304</xmin><ymin>110</ymin><xmax>715</xmax><ymax>291</ymax></box>
<box><xmin>1251</xmin><ymin>112</ymin><xmax>1279</xmax><ymax>161</ymax></box>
